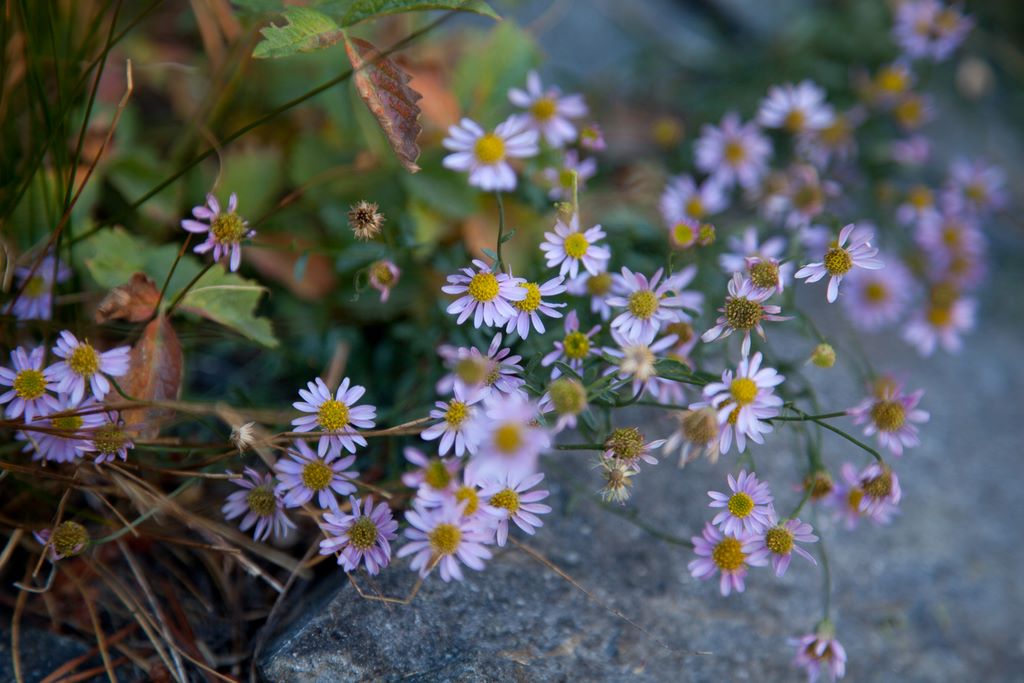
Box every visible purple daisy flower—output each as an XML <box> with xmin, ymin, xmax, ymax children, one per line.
<box><xmin>504</xmin><ymin>275</ymin><xmax>567</xmax><ymax>339</ymax></box>
<box><xmin>508</xmin><ymin>71</ymin><xmax>588</xmax><ymax>148</ymax></box>
<box><xmin>436</xmin><ymin>333</ymin><xmax>526</xmax><ymax>403</ymax></box>
<box><xmin>415</xmin><ymin>469</ymin><xmax>497</xmax><ymax>528</ymax></box>
<box><xmin>602</xmin><ymin>328</ymin><xmax>679</xmax><ymax>400</ymax></box>
<box><xmin>78</xmin><ymin>413</ymin><xmax>134</xmax><ymax>464</ymax></box>
<box><xmin>34</xmin><ymin>521</ymin><xmax>89</xmax><ymax>562</ymax></box>
<box><xmin>442</xmin><ymin>116</ymin><xmax>538</xmax><ymax>191</ymax></box>
<box><xmin>567</xmin><ymin>269</ymin><xmax>614</xmax><ymax>320</ymax></box>
<box><xmin>48</xmin><ymin>331</ymin><xmax>130</xmax><ymax>404</ymax></box>
<box><xmin>222</xmin><ymin>467</ymin><xmax>295</xmax><ymax>542</ymax></box>
<box><xmin>660</xmin><ymin>174</ymin><xmax>728</xmax><ymax>224</ymax></box>
<box><xmin>479</xmin><ymin>471</ymin><xmax>551</xmax><ymax>547</ymax></box>
<box><xmin>840</xmin><ymin>256</ymin><xmax>915</xmax><ymax>332</ymax></box>
<box><xmin>695</xmin><ymin>111</ymin><xmax>772</xmax><ymax>190</ymax></box>
<box><xmin>539</xmin><ymin>213</ymin><xmax>611</xmax><ymax>279</ymax></box>
<box><xmin>275</xmin><ymin>440</ymin><xmax>359</xmax><ymax>511</ymax></box>
<box><xmin>0</xmin><ymin>346</ymin><xmax>59</xmax><ymax>421</ymax></box>
<box><xmin>402</xmin><ymin>447</ymin><xmax>461</xmax><ymax>497</ymax></box>
<box><xmin>794</xmin><ymin>223</ymin><xmax>884</xmax><ymax>303</ymax></box>
<box><xmin>830</xmin><ymin>462</ymin><xmax>899</xmax><ymax>529</ymax></box>
<box><xmin>893</xmin><ymin>0</ymin><xmax>972</xmax><ymax>62</ymax></box>
<box><xmin>469</xmin><ymin>394</ymin><xmax>550</xmax><ymax>480</ymax></box>
<box><xmin>421</xmin><ymin>397</ymin><xmax>480</xmax><ymax>457</ymax></box>
<box><xmin>755</xmin><ymin>512</ymin><xmax>818</xmax><ymax>577</ymax></box>
<box><xmin>7</xmin><ymin>255</ymin><xmax>72</xmax><ymax>321</ymax></box>
<box><xmin>368</xmin><ymin>259</ymin><xmax>400</xmax><ymax>303</ymax></box>
<box><xmin>847</xmin><ymin>378</ymin><xmax>929</xmax><ymax>456</ymax></box>
<box><xmin>688</xmin><ymin>522</ymin><xmax>769</xmax><ymax>596</ymax></box>
<box><xmin>702</xmin><ymin>273</ymin><xmax>789</xmax><ymax>357</ymax></box>
<box><xmin>542</xmin><ymin>149</ymin><xmax>597</xmax><ymax>200</ymax></box>
<box><xmin>758</xmin><ymin>80</ymin><xmax>834</xmax><ymax>133</ymax></box>
<box><xmin>603</xmin><ymin>426</ymin><xmax>666</xmax><ymax>471</ymax></box>
<box><xmin>442</xmin><ymin>259</ymin><xmax>527</xmax><ymax>329</ymax></box>
<box><xmin>791</xmin><ymin>628</ymin><xmax>847</xmax><ymax>682</ymax></box>
<box><xmin>181</xmin><ymin>192</ymin><xmax>255</xmax><ymax>272</ymax></box>
<box><xmin>606</xmin><ymin>266</ymin><xmax>698</xmax><ymax>345</ymax></box>
<box><xmin>397</xmin><ymin>499</ymin><xmax>494</xmax><ymax>582</ymax></box>
<box><xmin>30</xmin><ymin>396</ymin><xmax>105</xmax><ymax>464</ymax></box>
<box><xmin>541</xmin><ymin>310</ymin><xmax>600</xmax><ymax>379</ymax></box>
<box><xmin>708</xmin><ymin>470</ymin><xmax>775</xmax><ymax>535</ymax></box>
<box><xmin>320</xmin><ymin>495</ymin><xmax>399</xmax><ymax>575</ymax></box>
<box><xmin>291</xmin><ymin>376</ymin><xmax>376</xmax><ymax>456</ymax></box>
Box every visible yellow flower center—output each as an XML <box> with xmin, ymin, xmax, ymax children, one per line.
<box><xmin>348</xmin><ymin>515</ymin><xmax>380</xmax><ymax>550</ymax></box>
<box><xmin>727</xmin><ymin>491</ymin><xmax>755</xmax><ymax>518</ymax></box>
<box><xmin>530</xmin><ymin>97</ymin><xmax>557</xmax><ymax>121</ymax></box>
<box><xmin>467</xmin><ymin>272</ymin><xmax>500</xmax><ymax>302</ymax></box>
<box><xmin>24</xmin><ymin>275</ymin><xmax>46</xmax><ymax>298</ymax></box>
<box><xmin>724</xmin><ymin>296</ymin><xmax>762</xmax><ymax>330</ymax></box>
<box><xmin>804</xmin><ymin>471</ymin><xmax>834</xmax><ymax>500</ymax></box>
<box><xmin>926</xmin><ymin>305</ymin><xmax>953</xmax><ymax>327</ymax></box>
<box><xmin>749</xmin><ymin>260</ymin><xmax>779</xmax><ymax>290</ymax></box>
<box><xmin>792</xmin><ymin>183</ymin><xmax>823</xmax><ymax>210</ymax></box>
<box><xmin>870</xmin><ymin>400</ymin><xmax>905</xmax><ymax>432</ymax></box>
<box><xmin>424</xmin><ymin>459</ymin><xmax>453</xmax><ymax>490</ymax></box>
<box><xmin>455</xmin><ymin>357</ymin><xmax>489</xmax><ymax>386</ymax></box>
<box><xmin>729</xmin><ymin>377</ymin><xmax>758</xmax><ymax>406</ymax></box>
<box><xmin>723</xmin><ymin>140</ymin><xmax>746</xmax><ymax>164</ymax></box>
<box><xmin>301</xmin><ymin>460</ymin><xmax>333</xmax><ymax>491</ymax></box>
<box><xmin>454</xmin><ymin>485</ymin><xmax>480</xmax><ymax>516</ymax></box>
<box><xmin>93</xmin><ymin>424</ymin><xmax>127</xmax><ymax>456</ymax></box>
<box><xmin>672</xmin><ymin>222</ymin><xmax>696</xmax><ymax>246</ymax></box>
<box><xmin>586</xmin><ymin>271</ymin><xmax>612</xmax><ymax>296</ymax></box>
<box><xmin>317</xmin><ymin>399</ymin><xmax>350</xmax><ymax>432</ymax></box>
<box><xmin>823</xmin><ymin>247</ymin><xmax>853</xmax><ymax>276</ymax></box>
<box><xmin>370</xmin><ymin>261</ymin><xmax>395</xmax><ymax>286</ymax></box>
<box><xmin>513</xmin><ymin>282</ymin><xmax>542</xmax><ymax>313</ymax></box>
<box><xmin>428</xmin><ymin>522</ymin><xmax>461</xmax><ymax>556</ymax></box>
<box><xmin>895</xmin><ymin>96</ymin><xmax>925</xmax><ymax>128</ymax></box>
<box><xmin>862</xmin><ymin>468</ymin><xmax>894</xmax><ymax>500</ymax></box>
<box><xmin>628</xmin><ymin>290</ymin><xmax>659</xmax><ymax>320</ymax></box>
<box><xmin>765</xmin><ymin>526</ymin><xmax>794</xmax><ymax>555</ymax></box>
<box><xmin>685</xmin><ymin>197</ymin><xmax>705</xmax><ymax>219</ymax></box>
<box><xmin>548</xmin><ymin>377</ymin><xmax>587</xmax><ymax>415</ymax></box>
<box><xmin>474</xmin><ymin>133</ymin><xmax>506</xmax><ymax>164</ymax></box>
<box><xmin>562</xmin><ymin>331</ymin><xmax>590</xmax><ymax>360</ymax></box>
<box><xmin>665</xmin><ymin>321</ymin><xmax>694</xmax><ymax>345</ymax></box>
<box><xmin>493</xmin><ymin>423</ymin><xmax>523</xmax><ymax>454</ymax></box>
<box><xmin>605</xmin><ymin>427</ymin><xmax>645</xmax><ymax>462</ymax></box>
<box><xmin>783</xmin><ymin>109</ymin><xmax>806</xmax><ymax>133</ymax></box>
<box><xmin>210</xmin><ymin>212</ymin><xmax>247</xmax><ymax>245</ymax></box>
<box><xmin>876</xmin><ymin>65</ymin><xmax>909</xmax><ymax>94</ymax></box>
<box><xmin>964</xmin><ymin>182</ymin><xmax>987</xmax><ymax>204</ymax></box>
<box><xmin>847</xmin><ymin>487</ymin><xmax>865</xmax><ymax>512</ymax></box>
<box><xmin>864</xmin><ymin>281</ymin><xmax>889</xmax><ymax>303</ymax></box>
<box><xmin>246</xmin><ymin>486</ymin><xmax>277</xmax><ymax>517</ymax></box>
<box><xmin>13</xmin><ymin>369</ymin><xmax>47</xmax><ymax>400</ymax></box>
<box><xmin>712</xmin><ymin>537</ymin><xmax>745</xmax><ymax>571</ymax></box>
<box><xmin>51</xmin><ymin>414</ymin><xmax>84</xmax><ymax>433</ymax></box>
<box><xmin>489</xmin><ymin>488</ymin><xmax>520</xmax><ymax>514</ymax></box>
<box><xmin>68</xmin><ymin>344</ymin><xmax>99</xmax><ymax>378</ymax></box>
<box><xmin>563</xmin><ymin>233</ymin><xmax>589</xmax><ymax>259</ymax></box>
<box><xmin>51</xmin><ymin>521</ymin><xmax>89</xmax><ymax>557</ymax></box>
<box><xmin>908</xmin><ymin>185</ymin><xmax>933</xmax><ymax>209</ymax></box>
<box><xmin>558</xmin><ymin>168</ymin><xmax>576</xmax><ymax>189</ymax></box>
<box><xmin>444</xmin><ymin>400</ymin><xmax>468</xmax><ymax>428</ymax></box>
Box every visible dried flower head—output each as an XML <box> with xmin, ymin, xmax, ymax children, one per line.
<box><xmin>348</xmin><ymin>200</ymin><xmax>385</xmax><ymax>241</ymax></box>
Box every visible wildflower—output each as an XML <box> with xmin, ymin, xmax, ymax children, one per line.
<box><xmin>662</xmin><ymin>407</ymin><xmax>721</xmax><ymax>467</ymax></box>
<box><xmin>702</xmin><ymin>273</ymin><xmax>788</xmax><ymax>357</ymax></box>
<box><xmin>181</xmin><ymin>193</ymin><xmax>254</xmax><ymax>272</ymax></box>
<box><xmin>0</xmin><ymin>346</ymin><xmax>58</xmax><ymax>421</ymax></box>
<box><xmin>320</xmin><ymin>496</ymin><xmax>399</xmax><ymax>575</ymax></box>
<box><xmin>944</xmin><ymin>158</ymin><xmax>1006</xmax><ymax>215</ymax></box>
<box><xmin>416</xmin><ymin>469</ymin><xmax>494</xmax><ymax>526</ymax></box>
<box><xmin>230</xmin><ymin>421</ymin><xmax>258</xmax><ymax>452</ymax></box>
<box><xmin>893</xmin><ymin>0</ymin><xmax>972</xmax><ymax>62</ymax></box>
<box><xmin>847</xmin><ymin>377</ymin><xmax>929</xmax><ymax>456</ymax></box>
<box><xmin>368</xmin><ymin>259</ymin><xmax>400</xmax><ymax>303</ymax></box>
<box><xmin>31</xmin><ymin>396</ymin><xmax>104</xmax><ymax>464</ymax></box>
<box><xmin>718</xmin><ymin>227</ymin><xmax>788</xmax><ymax>276</ymax></box>
<box><xmin>604</xmin><ymin>426</ymin><xmax>665</xmax><ymax>471</ymax></box>
<box><xmin>668</xmin><ymin>218</ymin><xmax>700</xmax><ymax>250</ymax></box>
<box><xmin>604</xmin><ymin>267</ymin><xmax>687</xmax><ymax>345</ymax></box>
<box><xmin>596</xmin><ymin>457</ymin><xmax>637</xmax><ymax>504</ymax></box>
<box><xmin>541</xmin><ymin>377</ymin><xmax>588</xmax><ymax>432</ymax></box>
<box><xmin>808</xmin><ymin>343</ymin><xmax>836</xmax><ymax>368</ymax></box>
<box><xmin>79</xmin><ymin>416</ymin><xmax>134</xmax><ymax>464</ymax></box>
<box><xmin>659</xmin><ymin>175</ymin><xmax>727</xmax><ymax>225</ymax></box>
<box><xmin>470</xmin><ymin>394</ymin><xmax>550</xmax><ymax>479</ymax></box>
<box><xmin>291</xmin><ymin>377</ymin><xmax>376</xmax><ymax>457</ymax></box>
<box><xmin>7</xmin><ymin>255</ymin><xmax>71</xmax><ymax>321</ymax></box>
<box><xmin>34</xmin><ymin>521</ymin><xmax>89</xmax><ymax>561</ymax></box>
<box><xmin>348</xmin><ymin>200</ymin><xmax>385</xmax><ymax>240</ymax></box>
<box><xmin>479</xmin><ymin>471</ymin><xmax>551</xmax><ymax>546</ymax></box>
<box><xmin>421</xmin><ymin>397</ymin><xmax>479</xmax><ymax>457</ymax></box>
<box><xmin>603</xmin><ymin>329</ymin><xmax>678</xmax><ymax>398</ymax></box>
<box><xmin>579</xmin><ymin>123</ymin><xmax>606</xmax><ymax>151</ymax></box>
<box><xmin>708</xmin><ymin>470</ymin><xmax>774</xmax><ymax>535</ymax></box>
<box><xmin>402</xmin><ymin>447</ymin><xmax>460</xmax><ymax>496</ymax></box>
<box><xmin>542</xmin><ymin>149</ymin><xmax>597</xmax><ymax>201</ymax></box>
<box><xmin>755</xmin><ymin>515</ymin><xmax>818</xmax><ymax>577</ymax></box>
<box><xmin>856</xmin><ymin>462</ymin><xmax>902</xmax><ymax>517</ymax></box>
<box><xmin>442</xmin><ymin>116</ymin><xmax>538</xmax><ymax>191</ymax></box>
<box><xmin>275</xmin><ymin>440</ymin><xmax>359</xmax><ymax>511</ymax></box>
<box><xmin>758</xmin><ymin>81</ymin><xmax>834</xmax><ymax>133</ymax></box>
<box><xmin>688</xmin><ymin>523</ymin><xmax>769</xmax><ymax>596</ymax></box>
<box><xmin>795</xmin><ymin>223</ymin><xmax>883</xmax><ymax>303</ymax></box>
<box><xmin>541</xmin><ymin>310</ymin><xmax>600</xmax><ymax>379</ymax></box>
<box><xmin>436</xmin><ymin>333</ymin><xmax>525</xmax><ymax>403</ymax></box>
<box><xmin>798</xmin><ymin>109</ymin><xmax>862</xmax><ymax>168</ymax></box>
<box><xmin>505</xmin><ymin>276</ymin><xmax>567</xmax><ymax>338</ymax></box>
<box><xmin>442</xmin><ymin>259</ymin><xmax>527</xmax><ymax>329</ymax></box>
<box><xmin>508</xmin><ymin>71</ymin><xmax>587</xmax><ymax>147</ymax></box>
<box><xmin>866</xmin><ymin>62</ymin><xmax>914</xmax><ymax>106</ymax></box>
<box><xmin>903</xmin><ymin>282</ymin><xmax>975</xmax><ymax>355</ymax></box>
<box><xmin>47</xmin><ymin>331</ymin><xmax>130</xmax><ymax>404</ymax></box>
<box><xmin>222</xmin><ymin>467</ymin><xmax>295</xmax><ymax>542</ymax></box>
<box><xmin>695</xmin><ymin>112</ymin><xmax>772</xmax><ymax>189</ymax></box>
<box><xmin>778</xmin><ymin>164</ymin><xmax>836</xmax><ymax>228</ymax></box>
<box><xmin>791</xmin><ymin>625</ymin><xmax>847</xmax><ymax>682</ymax></box>
<box><xmin>804</xmin><ymin>470</ymin><xmax>835</xmax><ymax>501</ymax></box>
<box><xmin>539</xmin><ymin>213</ymin><xmax>610</xmax><ymax>279</ymax></box>
<box><xmin>567</xmin><ymin>269</ymin><xmax>614</xmax><ymax>320</ymax></box>
<box><xmin>744</xmin><ymin>255</ymin><xmax>787</xmax><ymax>295</ymax></box>
<box><xmin>896</xmin><ymin>184</ymin><xmax>938</xmax><ymax>225</ymax></box>
<box><xmin>397</xmin><ymin>499</ymin><xmax>494</xmax><ymax>582</ymax></box>
<box><xmin>831</xmin><ymin>462</ymin><xmax>898</xmax><ymax>529</ymax></box>
<box><xmin>893</xmin><ymin>92</ymin><xmax>934</xmax><ymax>131</ymax></box>
<box><xmin>690</xmin><ymin>351</ymin><xmax>784</xmax><ymax>455</ymax></box>
<box><xmin>840</xmin><ymin>257</ymin><xmax>915</xmax><ymax>332</ymax></box>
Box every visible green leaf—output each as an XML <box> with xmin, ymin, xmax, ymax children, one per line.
<box><xmin>499</xmin><ymin>228</ymin><xmax>516</xmax><ymax>243</ymax></box>
<box><xmin>253</xmin><ymin>7</ymin><xmax>343</xmax><ymax>60</ymax></box>
<box><xmin>316</xmin><ymin>0</ymin><xmax>499</xmax><ymax>27</ymax></box>
<box><xmin>180</xmin><ymin>268</ymin><xmax>279</xmax><ymax>348</ymax></box>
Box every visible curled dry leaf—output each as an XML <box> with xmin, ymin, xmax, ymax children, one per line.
<box><xmin>95</xmin><ymin>272</ymin><xmax>161</xmax><ymax>323</ymax></box>
<box><xmin>122</xmin><ymin>314</ymin><xmax>184</xmax><ymax>439</ymax></box>
<box><xmin>344</xmin><ymin>35</ymin><xmax>423</xmax><ymax>173</ymax></box>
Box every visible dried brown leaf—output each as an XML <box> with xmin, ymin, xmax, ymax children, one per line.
<box><xmin>122</xmin><ymin>315</ymin><xmax>184</xmax><ymax>439</ymax></box>
<box><xmin>95</xmin><ymin>272</ymin><xmax>161</xmax><ymax>323</ymax></box>
<box><xmin>345</xmin><ymin>36</ymin><xmax>423</xmax><ymax>173</ymax></box>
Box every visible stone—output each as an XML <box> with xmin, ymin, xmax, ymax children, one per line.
<box><xmin>0</xmin><ymin>627</ymin><xmax>94</xmax><ymax>683</ymax></box>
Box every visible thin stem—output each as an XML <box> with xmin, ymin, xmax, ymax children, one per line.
<box><xmin>163</xmin><ymin>261</ymin><xmax>215</xmax><ymax>317</ymax></box>
<box><xmin>800</xmin><ymin>411</ymin><xmax>883</xmax><ymax>462</ymax></box>
<box><xmin>494</xmin><ymin>191</ymin><xmax>506</xmax><ymax>270</ymax></box>
<box><xmin>770</xmin><ymin>411</ymin><xmax>848</xmax><ymax>422</ymax></box>
<box><xmin>816</xmin><ymin>511</ymin><xmax>832</xmax><ymax>619</ymax></box>
<box><xmin>552</xmin><ymin>443</ymin><xmax>605</xmax><ymax>451</ymax></box>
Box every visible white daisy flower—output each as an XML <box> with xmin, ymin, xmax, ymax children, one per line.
<box><xmin>567</xmin><ymin>269</ymin><xmax>614</xmax><ymax>320</ymax></box>
<box><xmin>539</xmin><ymin>213</ymin><xmax>611</xmax><ymax>279</ymax></box>
<box><xmin>442</xmin><ymin>259</ymin><xmax>527</xmax><ymax>328</ymax></box>
<box><xmin>695</xmin><ymin>112</ymin><xmax>772</xmax><ymax>190</ymax></box>
<box><xmin>602</xmin><ymin>329</ymin><xmax>679</xmax><ymax>399</ymax></box>
<box><xmin>508</xmin><ymin>70</ymin><xmax>588</xmax><ymax>148</ymax></box>
<box><xmin>436</xmin><ymin>332</ymin><xmax>526</xmax><ymax>403</ymax></box>
<box><xmin>469</xmin><ymin>394</ymin><xmax>550</xmax><ymax>480</ymax></box>
<box><xmin>903</xmin><ymin>288</ymin><xmax>976</xmax><ymax>356</ymax></box>
<box><xmin>541</xmin><ymin>310</ymin><xmax>600</xmax><ymax>379</ymax></box>
<box><xmin>606</xmin><ymin>266</ymin><xmax>698</xmax><ymax>345</ymax></box>
<box><xmin>504</xmin><ymin>276</ymin><xmax>567</xmax><ymax>339</ymax></box>
<box><xmin>542</xmin><ymin>149</ymin><xmax>597</xmax><ymax>201</ymax></box>
<box><xmin>659</xmin><ymin>174</ymin><xmax>728</xmax><ymax>225</ymax></box>
<box><xmin>291</xmin><ymin>377</ymin><xmax>377</xmax><ymax>456</ymax></box>
<box><xmin>702</xmin><ymin>273</ymin><xmax>789</xmax><ymax>357</ymax></box>
<box><xmin>442</xmin><ymin>116</ymin><xmax>538</xmax><ymax>191</ymax></box>
<box><xmin>757</xmin><ymin>80</ymin><xmax>834</xmax><ymax>133</ymax></box>
<box><xmin>794</xmin><ymin>223</ymin><xmax>884</xmax><ymax>303</ymax></box>
<box><xmin>479</xmin><ymin>471</ymin><xmax>551</xmax><ymax>547</ymax></box>
<box><xmin>420</xmin><ymin>397</ymin><xmax>480</xmax><ymax>457</ymax></box>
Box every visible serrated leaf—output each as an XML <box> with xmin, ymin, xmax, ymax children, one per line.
<box><xmin>253</xmin><ymin>7</ymin><xmax>343</xmax><ymax>59</ymax></box>
<box><xmin>122</xmin><ymin>315</ymin><xmax>183</xmax><ymax>439</ymax></box>
<box><xmin>316</xmin><ymin>0</ymin><xmax>499</xmax><ymax>26</ymax></box>
<box><xmin>344</xmin><ymin>35</ymin><xmax>422</xmax><ymax>172</ymax></box>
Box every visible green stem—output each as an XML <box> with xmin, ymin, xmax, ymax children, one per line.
<box><xmin>494</xmin><ymin>191</ymin><xmax>506</xmax><ymax>270</ymax></box>
<box><xmin>164</xmin><ymin>261</ymin><xmax>215</xmax><ymax>317</ymax></box>
<box><xmin>770</xmin><ymin>411</ymin><xmax>848</xmax><ymax>422</ymax></box>
<box><xmin>553</xmin><ymin>443</ymin><xmax>605</xmax><ymax>451</ymax></box>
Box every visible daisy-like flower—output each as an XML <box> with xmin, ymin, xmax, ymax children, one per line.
<box><xmin>778</xmin><ymin>164</ymin><xmax>838</xmax><ymax>228</ymax></box>
<box><xmin>830</xmin><ymin>462</ymin><xmax>899</xmax><ymax>529</ymax></box>
<box><xmin>48</xmin><ymin>331</ymin><xmax>130</xmax><ymax>404</ymax></box>
<box><xmin>688</xmin><ymin>523</ymin><xmax>769</xmax><ymax>596</ymax></box>
<box><xmin>795</xmin><ymin>224</ymin><xmax>883</xmax><ymax>303</ymax></box>
<box><xmin>368</xmin><ymin>259</ymin><xmax>400</xmax><ymax>303</ymax></box>
<box><xmin>791</xmin><ymin>626</ymin><xmax>847</xmax><ymax>683</ymax></box>
<box><xmin>567</xmin><ymin>269</ymin><xmax>614</xmax><ymax>320</ymax></box>
<box><xmin>579</xmin><ymin>123</ymin><xmax>606</xmax><ymax>151</ymax></box>
<box><xmin>662</xmin><ymin>407</ymin><xmax>721</xmax><ymax>468</ymax></box>
<box><xmin>79</xmin><ymin>415</ymin><xmax>134</xmax><ymax>464</ymax></box>
<box><xmin>319</xmin><ymin>496</ymin><xmax>399</xmax><ymax>575</ymax></box>
<box><xmin>603</xmin><ymin>329</ymin><xmax>678</xmax><ymax>398</ymax></box>
<box><xmin>695</xmin><ymin>112</ymin><xmax>772</xmax><ymax>189</ymax></box>
<box><xmin>840</xmin><ymin>257</ymin><xmax>915</xmax><ymax>332</ymax></box>
<box><xmin>893</xmin><ymin>0</ymin><xmax>972</xmax><ymax>62</ymax></box>
<box><xmin>470</xmin><ymin>394</ymin><xmax>550</xmax><ymax>480</ymax></box>
<box><xmin>443</xmin><ymin>259</ymin><xmax>527</xmax><ymax>329</ymax></box>
<box><xmin>416</xmin><ymin>469</ymin><xmax>496</xmax><ymax>528</ymax></box>
<box><xmin>903</xmin><ymin>284</ymin><xmax>976</xmax><ymax>356</ymax></box>
<box><xmin>7</xmin><ymin>255</ymin><xmax>71</xmax><ymax>321</ymax></box>
<box><xmin>603</xmin><ymin>426</ymin><xmax>666</xmax><ymax>471</ymax></box>
<box><xmin>540</xmin><ymin>213</ymin><xmax>610</xmax><ymax>279</ymax></box>
<box><xmin>944</xmin><ymin>158</ymin><xmax>1006</xmax><ymax>215</ymax></box>
<box><xmin>505</xmin><ymin>276</ymin><xmax>566</xmax><ymax>338</ymax></box>
<box><xmin>542</xmin><ymin>149</ymin><xmax>597</xmax><ymax>201</ymax></box>
<box><xmin>744</xmin><ymin>255</ymin><xmax>788</xmax><ymax>296</ymax></box>
<box><xmin>702</xmin><ymin>273</ymin><xmax>789</xmax><ymax>357</ymax></box>
<box><xmin>541</xmin><ymin>310</ymin><xmax>600</xmax><ymax>378</ymax></box>
<box><xmin>659</xmin><ymin>175</ymin><xmax>728</xmax><ymax>225</ymax></box>
<box><xmin>291</xmin><ymin>377</ymin><xmax>376</xmax><ymax>456</ymax></box>
<box><xmin>442</xmin><ymin>116</ymin><xmax>539</xmax><ymax>191</ymax></box>
<box><xmin>402</xmin><ymin>447</ymin><xmax>461</xmax><ymax>497</ymax></box>
<box><xmin>0</xmin><ymin>346</ymin><xmax>58</xmax><ymax>421</ymax></box>
<box><xmin>31</xmin><ymin>396</ymin><xmax>104</xmax><ymax>464</ymax></box>
<box><xmin>854</xmin><ymin>462</ymin><xmax>902</xmax><ymax>518</ymax></box>
<box><xmin>181</xmin><ymin>193</ymin><xmax>255</xmax><ymax>272</ymax></box>
<box><xmin>595</xmin><ymin>456</ymin><xmax>638</xmax><ymax>504</ymax></box>
<box><xmin>690</xmin><ymin>352</ymin><xmax>784</xmax><ymax>455</ymax></box>
<box><xmin>436</xmin><ymin>333</ymin><xmax>525</xmax><ymax>403</ymax></box>
<box><xmin>34</xmin><ymin>521</ymin><xmax>90</xmax><ymax>562</ymax></box>
<box><xmin>397</xmin><ymin>499</ymin><xmax>494</xmax><ymax>582</ymax></box>
<box><xmin>607</xmin><ymin>267</ymin><xmax>696</xmax><ymax>345</ymax></box>
<box><xmin>507</xmin><ymin>71</ymin><xmax>588</xmax><ymax>147</ymax></box>
<box><xmin>896</xmin><ymin>184</ymin><xmax>939</xmax><ymax>225</ymax></box>
<box><xmin>758</xmin><ymin>81</ymin><xmax>834</xmax><ymax>133</ymax></box>
<box><xmin>421</xmin><ymin>397</ymin><xmax>480</xmax><ymax>457</ymax></box>
<box><xmin>222</xmin><ymin>467</ymin><xmax>295</xmax><ymax>542</ymax></box>
<box><xmin>479</xmin><ymin>471</ymin><xmax>551</xmax><ymax>547</ymax></box>
<box><xmin>798</xmin><ymin>109</ymin><xmax>862</xmax><ymax>168</ymax></box>
<box><xmin>708</xmin><ymin>470</ymin><xmax>774</xmax><ymax>535</ymax></box>
<box><xmin>275</xmin><ymin>440</ymin><xmax>359</xmax><ymax>511</ymax></box>
<box><xmin>719</xmin><ymin>227</ymin><xmax>788</xmax><ymax>276</ymax></box>
<box><xmin>755</xmin><ymin>514</ymin><xmax>818</xmax><ymax>577</ymax></box>
<box><xmin>893</xmin><ymin>92</ymin><xmax>934</xmax><ymax>131</ymax></box>
<box><xmin>847</xmin><ymin>376</ymin><xmax>929</xmax><ymax>456</ymax></box>
<box><xmin>540</xmin><ymin>376</ymin><xmax>589</xmax><ymax>432</ymax></box>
